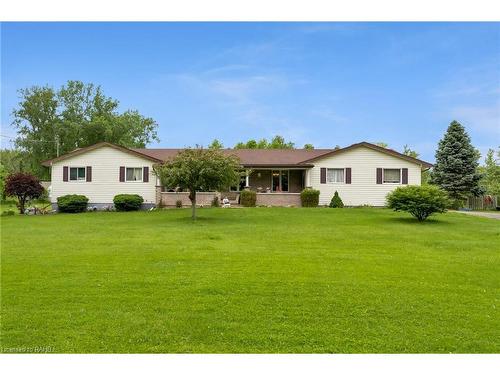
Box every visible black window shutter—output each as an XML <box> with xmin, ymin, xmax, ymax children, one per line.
<box><xmin>376</xmin><ymin>168</ymin><xmax>382</xmax><ymax>184</ymax></box>
<box><xmin>402</xmin><ymin>168</ymin><xmax>408</xmax><ymax>184</ymax></box>
<box><xmin>345</xmin><ymin>168</ymin><xmax>352</xmax><ymax>184</ymax></box>
<box><xmin>119</xmin><ymin>166</ymin><xmax>125</xmax><ymax>182</ymax></box>
<box><xmin>143</xmin><ymin>166</ymin><xmax>149</xmax><ymax>183</ymax></box>
<box><xmin>86</xmin><ymin>166</ymin><xmax>92</xmax><ymax>182</ymax></box>
<box><xmin>320</xmin><ymin>168</ymin><xmax>326</xmax><ymax>184</ymax></box>
<box><xmin>63</xmin><ymin>166</ymin><xmax>68</xmax><ymax>182</ymax></box>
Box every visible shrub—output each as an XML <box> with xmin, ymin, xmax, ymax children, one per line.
<box><xmin>300</xmin><ymin>188</ymin><xmax>320</xmax><ymax>207</ymax></box>
<box><xmin>113</xmin><ymin>194</ymin><xmax>144</xmax><ymax>211</ymax></box>
<box><xmin>240</xmin><ymin>190</ymin><xmax>256</xmax><ymax>207</ymax></box>
<box><xmin>1</xmin><ymin>209</ymin><xmax>15</xmax><ymax>217</ymax></box>
<box><xmin>175</xmin><ymin>200</ymin><xmax>183</xmax><ymax>208</ymax></box>
<box><xmin>57</xmin><ymin>194</ymin><xmax>89</xmax><ymax>213</ymax></box>
<box><xmin>329</xmin><ymin>191</ymin><xmax>344</xmax><ymax>208</ymax></box>
<box><xmin>211</xmin><ymin>196</ymin><xmax>220</xmax><ymax>207</ymax></box>
<box><xmin>4</xmin><ymin>172</ymin><xmax>44</xmax><ymax>214</ymax></box>
<box><xmin>386</xmin><ymin>185</ymin><xmax>449</xmax><ymax>221</ymax></box>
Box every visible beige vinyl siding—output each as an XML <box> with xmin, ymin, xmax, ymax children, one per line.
<box><xmin>310</xmin><ymin>146</ymin><xmax>422</xmax><ymax>206</ymax></box>
<box><xmin>50</xmin><ymin>146</ymin><xmax>157</xmax><ymax>204</ymax></box>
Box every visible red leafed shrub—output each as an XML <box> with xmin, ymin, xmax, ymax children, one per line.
<box><xmin>4</xmin><ymin>172</ymin><xmax>44</xmax><ymax>214</ymax></box>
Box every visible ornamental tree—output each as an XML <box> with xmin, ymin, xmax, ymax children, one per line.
<box><xmin>431</xmin><ymin>121</ymin><xmax>483</xmax><ymax>205</ymax></box>
<box><xmin>154</xmin><ymin>147</ymin><xmax>240</xmax><ymax>219</ymax></box>
<box><xmin>4</xmin><ymin>172</ymin><xmax>44</xmax><ymax>214</ymax></box>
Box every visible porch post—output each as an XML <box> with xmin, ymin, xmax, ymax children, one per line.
<box><xmin>305</xmin><ymin>169</ymin><xmax>312</xmax><ymax>188</ymax></box>
<box><xmin>245</xmin><ymin>170</ymin><xmax>250</xmax><ymax>188</ymax></box>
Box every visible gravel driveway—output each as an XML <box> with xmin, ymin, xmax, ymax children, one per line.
<box><xmin>453</xmin><ymin>210</ymin><xmax>500</xmax><ymax>220</ymax></box>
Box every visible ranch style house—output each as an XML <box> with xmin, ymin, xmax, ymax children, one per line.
<box><xmin>42</xmin><ymin>141</ymin><xmax>433</xmax><ymax>209</ymax></box>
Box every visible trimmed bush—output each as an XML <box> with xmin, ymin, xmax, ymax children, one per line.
<box><xmin>113</xmin><ymin>194</ymin><xmax>144</xmax><ymax>211</ymax></box>
<box><xmin>386</xmin><ymin>185</ymin><xmax>449</xmax><ymax>221</ymax></box>
<box><xmin>57</xmin><ymin>194</ymin><xmax>89</xmax><ymax>213</ymax></box>
<box><xmin>300</xmin><ymin>188</ymin><xmax>320</xmax><ymax>207</ymax></box>
<box><xmin>175</xmin><ymin>200</ymin><xmax>183</xmax><ymax>208</ymax></box>
<box><xmin>1</xmin><ymin>209</ymin><xmax>15</xmax><ymax>216</ymax></box>
<box><xmin>240</xmin><ymin>190</ymin><xmax>256</xmax><ymax>207</ymax></box>
<box><xmin>329</xmin><ymin>191</ymin><xmax>344</xmax><ymax>208</ymax></box>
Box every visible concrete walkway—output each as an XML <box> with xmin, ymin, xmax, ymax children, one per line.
<box><xmin>452</xmin><ymin>210</ymin><xmax>500</xmax><ymax>220</ymax></box>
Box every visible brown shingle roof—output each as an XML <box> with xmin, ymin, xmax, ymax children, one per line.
<box><xmin>42</xmin><ymin>141</ymin><xmax>433</xmax><ymax>169</ymax></box>
<box><xmin>133</xmin><ymin>148</ymin><xmax>333</xmax><ymax>167</ymax></box>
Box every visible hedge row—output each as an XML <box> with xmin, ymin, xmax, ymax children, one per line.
<box><xmin>56</xmin><ymin>194</ymin><xmax>144</xmax><ymax>212</ymax></box>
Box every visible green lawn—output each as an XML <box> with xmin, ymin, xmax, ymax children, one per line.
<box><xmin>1</xmin><ymin>208</ymin><xmax>499</xmax><ymax>353</ymax></box>
<box><xmin>1</xmin><ymin>199</ymin><xmax>51</xmax><ymax>215</ymax></box>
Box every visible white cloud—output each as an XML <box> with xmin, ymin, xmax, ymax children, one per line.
<box><xmin>450</xmin><ymin>102</ymin><xmax>500</xmax><ymax>135</ymax></box>
<box><xmin>432</xmin><ymin>60</ymin><xmax>500</xmax><ymax>141</ymax></box>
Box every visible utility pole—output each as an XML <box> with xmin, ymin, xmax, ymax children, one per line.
<box><xmin>55</xmin><ymin>134</ymin><xmax>60</xmax><ymax>157</ymax></box>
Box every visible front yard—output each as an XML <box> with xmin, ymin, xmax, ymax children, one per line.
<box><xmin>1</xmin><ymin>208</ymin><xmax>499</xmax><ymax>353</ymax></box>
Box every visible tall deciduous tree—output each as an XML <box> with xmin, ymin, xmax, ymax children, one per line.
<box><xmin>431</xmin><ymin>121</ymin><xmax>483</xmax><ymax>204</ymax></box>
<box><xmin>234</xmin><ymin>135</ymin><xmax>296</xmax><ymax>149</ymax></box>
<box><xmin>0</xmin><ymin>149</ymin><xmax>27</xmax><ymax>175</ymax></box>
<box><xmin>154</xmin><ymin>148</ymin><xmax>240</xmax><ymax>219</ymax></box>
<box><xmin>12</xmin><ymin>81</ymin><xmax>159</xmax><ymax>179</ymax></box>
<box><xmin>208</xmin><ymin>139</ymin><xmax>224</xmax><ymax>149</ymax></box>
<box><xmin>402</xmin><ymin>144</ymin><xmax>419</xmax><ymax>158</ymax></box>
<box><xmin>0</xmin><ymin>149</ymin><xmax>27</xmax><ymax>200</ymax></box>
<box><xmin>479</xmin><ymin>148</ymin><xmax>500</xmax><ymax>196</ymax></box>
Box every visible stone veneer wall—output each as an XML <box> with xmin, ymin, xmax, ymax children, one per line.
<box><xmin>160</xmin><ymin>191</ymin><xmax>219</xmax><ymax>207</ymax></box>
<box><xmin>256</xmin><ymin>193</ymin><xmax>302</xmax><ymax>207</ymax></box>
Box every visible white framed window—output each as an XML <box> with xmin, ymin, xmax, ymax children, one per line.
<box><xmin>126</xmin><ymin>167</ymin><xmax>143</xmax><ymax>182</ymax></box>
<box><xmin>327</xmin><ymin>168</ymin><xmax>344</xmax><ymax>183</ymax></box>
<box><xmin>383</xmin><ymin>168</ymin><xmax>401</xmax><ymax>184</ymax></box>
<box><xmin>69</xmin><ymin>167</ymin><xmax>86</xmax><ymax>181</ymax></box>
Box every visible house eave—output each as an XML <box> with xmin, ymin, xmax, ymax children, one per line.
<box><xmin>240</xmin><ymin>164</ymin><xmax>314</xmax><ymax>169</ymax></box>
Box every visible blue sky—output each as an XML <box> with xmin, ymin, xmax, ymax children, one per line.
<box><xmin>1</xmin><ymin>22</ymin><xmax>499</xmax><ymax>162</ymax></box>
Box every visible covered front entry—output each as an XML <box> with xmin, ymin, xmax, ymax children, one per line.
<box><xmin>247</xmin><ymin>169</ymin><xmax>306</xmax><ymax>193</ymax></box>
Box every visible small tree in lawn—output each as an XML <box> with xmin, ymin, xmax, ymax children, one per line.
<box><xmin>4</xmin><ymin>172</ymin><xmax>44</xmax><ymax>214</ymax></box>
<box><xmin>154</xmin><ymin>147</ymin><xmax>240</xmax><ymax>220</ymax></box>
<box><xmin>431</xmin><ymin>121</ymin><xmax>483</xmax><ymax>206</ymax></box>
<box><xmin>387</xmin><ymin>185</ymin><xmax>449</xmax><ymax>221</ymax></box>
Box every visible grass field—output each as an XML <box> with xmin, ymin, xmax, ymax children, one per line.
<box><xmin>1</xmin><ymin>207</ymin><xmax>499</xmax><ymax>353</ymax></box>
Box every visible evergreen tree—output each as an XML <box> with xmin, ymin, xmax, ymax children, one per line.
<box><xmin>329</xmin><ymin>191</ymin><xmax>344</xmax><ymax>208</ymax></box>
<box><xmin>431</xmin><ymin>121</ymin><xmax>482</xmax><ymax>203</ymax></box>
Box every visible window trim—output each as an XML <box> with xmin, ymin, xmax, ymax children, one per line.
<box><xmin>125</xmin><ymin>167</ymin><xmax>144</xmax><ymax>182</ymax></box>
<box><xmin>326</xmin><ymin>168</ymin><xmax>345</xmax><ymax>184</ymax></box>
<box><xmin>69</xmin><ymin>166</ymin><xmax>86</xmax><ymax>182</ymax></box>
<box><xmin>382</xmin><ymin>168</ymin><xmax>402</xmax><ymax>184</ymax></box>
